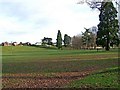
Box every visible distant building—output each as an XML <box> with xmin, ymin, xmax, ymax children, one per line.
<box><xmin>1</xmin><ymin>42</ymin><xmax>32</xmax><ymax>46</ymax></box>
<box><xmin>35</xmin><ymin>42</ymin><xmax>42</xmax><ymax>45</ymax></box>
<box><xmin>18</xmin><ymin>42</ymin><xmax>23</xmax><ymax>46</ymax></box>
<box><xmin>53</xmin><ymin>42</ymin><xmax>56</xmax><ymax>46</ymax></box>
<box><xmin>2</xmin><ymin>42</ymin><xmax>10</xmax><ymax>46</ymax></box>
<box><xmin>22</xmin><ymin>42</ymin><xmax>31</xmax><ymax>46</ymax></box>
<box><xmin>12</xmin><ymin>42</ymin><xmax>18</xmax><ymax>46</ymax></box>
<box><xmin>42</xmin><ymin>37</ymin><xmax>52</xmax><ymax>45</ymax></box>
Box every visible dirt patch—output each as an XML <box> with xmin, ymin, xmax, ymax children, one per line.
<box><xmin>2</xmin><ymin>70</ymin><xmax>96</xmax><ymax>88</ymax></box>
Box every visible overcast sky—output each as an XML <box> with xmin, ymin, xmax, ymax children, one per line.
<box><xmin>0</xmin><ymin>0</ymin><xmax>100</xmax><ymax>43</ymax></box>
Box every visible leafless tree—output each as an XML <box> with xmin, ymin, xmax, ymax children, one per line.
<box><xmin>72</xmin><ymin>35</ymin><xmax>83</xmax><ymax>49</ymax></box>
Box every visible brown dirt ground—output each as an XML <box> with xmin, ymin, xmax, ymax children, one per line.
<box><xmin>2</xmin><ymin>68</ymin><xmax>97</xmax><ymax>88</ymax></box>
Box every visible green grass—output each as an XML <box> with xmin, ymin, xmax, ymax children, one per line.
<box><xmin>2</xmin><ymin>46</ymin><xmax>119</xmax><ymax>88</ymax></box>
<box><xmin>2</xmin><ymin>46</ymin><xmax>118</xmax><ymax>74</ymax></box>
<box><xmin>67</xmin><ymin>67</ymin><xmax>119</xmax><ymax>88</ymax></box>
<box><xmin>2</xmin><ymin>59</ymin><xmax>118</xmax><ymax>74</ymax></box>
<box><xmin>2</xmin><ymin>46</ymin><xmax>118</xmax><ymax>62</ymax></box>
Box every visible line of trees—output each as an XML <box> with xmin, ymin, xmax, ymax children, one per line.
<box><xmin>56</xmin><ymin>30</ymin><xmax>71</xmax><ymax>49</ymax></box>
<box><xmin>56</xmin><ymin>27</ymin><xmax>97</xmax><ymax>50</ymax></box>
<box><xmin>86</xmin><ymin>0</ymin><xmax>119</xmax><ymax>51</ymax></box>
<box><xmin>72</xmin><ymin>27</ymin><xmax>97</xmax><ymax>49</ymax></box>
<box><xmin>42</xmin><ymin>1</ymin><xmax>119</xmax><ymax>51</ymax></box>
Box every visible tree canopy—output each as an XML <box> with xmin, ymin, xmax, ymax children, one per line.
<box><xmin>63</xmin><ymin>34</ymin><xmax>71</xmax><ymax>47</ymax></box>
<box><xmin>97</xmin><ymin>1</ymin><xmax>119</xmax><ymax>50</ymax></box>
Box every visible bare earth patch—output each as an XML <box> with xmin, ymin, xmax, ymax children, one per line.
<box><xmin>2</xmin><ymin>69</ymin><xmax>96</xmax><ymax>88</ymax></box>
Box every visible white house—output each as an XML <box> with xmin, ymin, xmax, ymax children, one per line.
<box><xmin>35</xmin><ymin>42</ymin><xmax>42</xmax><ymax>45</ymax></box>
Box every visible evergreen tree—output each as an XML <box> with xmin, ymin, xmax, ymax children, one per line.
<box><xmin>64</xmin><ymin>34</ymin><xmax>71</xmax><ymax>47</ymax></box>
<box><xmin>97</xmin><ymin>1</ymin><xmax>119</xmax><ymax>51</ymax></box>
<box><xmin>82</xmin><ymin>28</ymin><xmax>92</xmax><ymax>49</ymax></box>
<box><xmin>56</xmin><ymin>30</ymin><xmax>62</xmax><ymax>49</ymax></box>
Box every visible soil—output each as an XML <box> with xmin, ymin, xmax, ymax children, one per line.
<box><xmin>2</xmin><ymin>69</ymin><xmax>97</xmax><ymax>88</ymax></box>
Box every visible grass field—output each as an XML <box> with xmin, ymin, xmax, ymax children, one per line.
<box><xmin>2</xmin><ymin>46</ymin><xmax>119</xmax><ymax>88</ymax></box>
<box><xmin>67</xmin><ymin>67</ymin><xmax>119</xmax><ymax>88</ymax></box>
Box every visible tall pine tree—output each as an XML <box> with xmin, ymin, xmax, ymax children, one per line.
<box><xmin>97</xmin><ymin>1</ymin><xmax>119</xmax><ymax>51</ymax></box>
<box><xmin>56</xmin><ymin>30</ymin><xmax>62</xmax><ymax>49</ymax></box>
<box><xmin>64</xmin><ymin>34</ymin><xmax>71</xmax><ymax>47</ymax></box>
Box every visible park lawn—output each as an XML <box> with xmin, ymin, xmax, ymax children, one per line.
<box><xmin>67</xmin><ymin>67</ymin><xmax>119</xmax><ymax>88</ymax></box>
<box><xmin>2</xmin><ymin>46</ymin><xmax>118</xmax><ymax>62</ymax></box>
<box><xmin>2</xmin><ymin>46</ymin><xmax>118</xmax><ymax>74</ymax></box>
<box><xmin>1</xmin><ymin>46</ymin><xmax>119</xmax><ymax>88</ymax></box>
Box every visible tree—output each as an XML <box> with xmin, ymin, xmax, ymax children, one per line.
<box><xmin>82</xmin><ymin>27</ymin><xmax>97</xmax><ymax>49</ymax></box>
<box><xmin>86</xmin><ymin>0</ymin><xmax>101</xmax><ymax>10</ymax></box>
<box><xmin>63</xmin><ymin>34</ymin><xmax>71</xmax><ymax>47</ymax></box>
<box><xmin>90</xmin><ymin>26</ymin><xmax>98</xmax><ymax>49</ymax></box>
<box><xmin>82</xmin><ymin>28</ymin><xmax>92</xmax><ymax>49</ymax></box>
<box><xmin>97</xmin><ymin>1</ymin><xmax>119</xmax><ymax>51</ymax></box>
<box><xmin>72</xmin><ymin>35</ymin><xmax>83</xmax><ymax>49</ymax></box>
<box><xmin>56</xmin><ymin>30</ymin><xmax>62</xmax><ymax>49</ymax></box>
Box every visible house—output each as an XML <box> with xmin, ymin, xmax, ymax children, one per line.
<box><xmin>35</xmin><ymin>42</ymin><xmax>42</xmax><ymax>46</ymax></box>
<box><xmin>2</xmin><ymin>42</ymin><xmax>10</xmax><ymax>46</ymax></box>
<box><xmin>42</xmin><ymin>37</ymin><xmax>52</xmax><ymax>45</ymax></box>
<box><xmin>18</xmin><ymin>42</ymin><xmax>23</xmax><ymax>46</ymax></box>
<box><xmin>22</xmin><ymin>42</ymin><xmax>31</xmax><ymax>46</ymax></box>
<box><xmin>53</xmin><ymin>42</ymin><xmax>56</xmax><ymax>46</ymax></box>
<box><xmin>12</xmin><ymin>42</ymin><xmax>18</xmax><ymax>46</ymax></box>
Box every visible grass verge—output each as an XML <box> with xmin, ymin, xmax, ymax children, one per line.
<box><xmin>67</xmin><ymin>67</ymin><xmax>119</xmax><ymax>88</ymax></box>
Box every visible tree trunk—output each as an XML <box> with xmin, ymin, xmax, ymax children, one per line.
<box><xmin>105</xmin><ymin>43</ymin><xmax>110</xmax><ymax>51</ymax></box>
<box><xmin>106</xmin><ymin>33</ymin><xmax>110</xmax><ymax>51</ymax></box>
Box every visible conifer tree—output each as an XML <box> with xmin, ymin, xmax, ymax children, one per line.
<box><xmin>56</xmin><ymin>30</ymin><xmax>62</xmax><ymax>49</ymax></box>
<box><xmin>97</xmin><ymin>1</ymin><xmax>119</xmax><ymax>50</ymax></box>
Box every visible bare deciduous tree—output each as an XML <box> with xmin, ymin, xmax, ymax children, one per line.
<box><xmin>72</xmin><ymin>35</ymin><xmax>83</xmax><ymax>49</ymax></box>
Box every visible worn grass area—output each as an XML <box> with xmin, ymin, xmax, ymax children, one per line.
<box><xmin>2</xmin><ymin>58</ymin><xmax>118</xmax><ymax>74</ymax></box>
<box><xmin>2</xmin><ymin>46</ymin><xmax>118</xmax><ymax>62</ymax></box>
<box><xmin>2</xmin><ymin>46</ymin><xmax>118</xmax><ymax>74</ymax></box>
<box><xmin>67</xmin><ymin>67</ymin><xmax>119</xmax><ymax>88</ymax></box>
<box><xmin>2</xmin><ymin>46</ymin><xmax>119</xmax><ymax>88</ymax></box>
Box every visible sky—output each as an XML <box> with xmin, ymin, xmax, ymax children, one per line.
<box><xmin>0</xmin><ymin>0</ymin><xmax>100</xmax><ymax>44</ymax></box>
